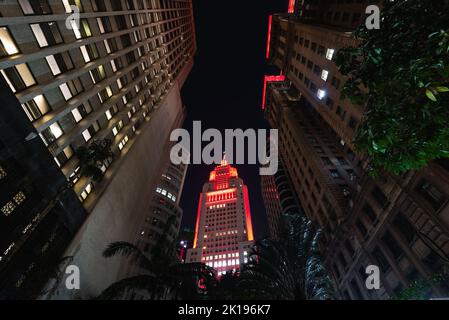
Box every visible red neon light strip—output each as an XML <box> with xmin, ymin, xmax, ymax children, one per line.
<box><xmin>266</xmin><ymin>15</ymin><xmax>273</xmax><ymax>59</ymax></box>
<box><xmin>262</xmin><ymin>75</ymin><xmax>286</xmax><ymax>109</ymax></box>
<box><xmin>242</xmin><ymin>186</ymin><xmax>254</xmax><ymax>241</ymax></box>
<box><xmin>193</xmin><ymin>193</ymin><xmax>203</xmax><ymax>248</ymax></box>
<box><xmin>288</xmin><ymin>0</ymin><xmax>295</xmax><ymax>13</ymax></box>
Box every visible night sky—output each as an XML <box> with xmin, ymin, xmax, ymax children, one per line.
<box><xmin>179</xmin><ymin>1</ymin><xmax>287</xmax><ymax>240</ymax></box>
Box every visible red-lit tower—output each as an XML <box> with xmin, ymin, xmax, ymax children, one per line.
<box><xmin>185</xmin><ymin>157</ymin><xmax>255</xmax><ymax>276</ymax></box>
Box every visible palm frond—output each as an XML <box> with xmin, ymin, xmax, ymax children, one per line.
<box><xmin>96</xmin><ymin>275</ymin><xmax>162</xmax><ymax>300</ymax></box>
<box><xmin>103</xmin><ymin>241</ymin><xmax>154</xmax><ymax>271</ymax></box>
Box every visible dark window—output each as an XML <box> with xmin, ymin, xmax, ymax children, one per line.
<box><xmin>350</xmin><ymin>279</ymin><xmax>363</xmax><ymax>299</ymax></box>
<box><xmin>415</xmin><ymin>179</ymin><xmax>447</xmax><ymax>210</ymax></box>
<box><xmin>356</xmin><ymin>219</ymin><xmax>367</xmax><ymax>235</ymax></box>
<box><xmin>393</xmin><ymin>213</ymin><xmax>416</xmax><ymax>244</ymax></box>
<box><xmin>344</xmin><ymin>239</ymin><xmax>355</xmax><ymax>256</ymax></box>
<box><xmin>382</xmin><ymin>231</ymin><xmax>403</xmax><ymax>260</ymax></box>
<box><xmin>371</xmin><ymin>186</ymin><xmax>388</xmax><ymax>207</ymax></box>
<box><xmin>348</xmin><ymin>116</ymin><xmax>357</xmax><ymax>129</ymax></box>
<box><xmin>372</xmin><ymin>246</ymin><xmax>390</xmax><ymax>273</ymax></box>
<box><xmin>362</xmin><ymin>203</ymin><xmax>377</xmax><ymax>222</ymax></box>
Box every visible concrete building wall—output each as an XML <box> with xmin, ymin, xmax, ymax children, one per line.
<box><xmin>50</xmin><ymin>79</ymin><xmax>186</xmax><ymax>299</ymax></box>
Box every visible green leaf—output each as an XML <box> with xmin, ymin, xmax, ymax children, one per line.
<box><xmin>425</xmin><ymin>89</ymin><xmax>437</xmax><ymax>101</ymax></box>
<box><xmin>435</xmin><ymin>86</ymin><xmax>449</xmax><ymax>92</ymax></box>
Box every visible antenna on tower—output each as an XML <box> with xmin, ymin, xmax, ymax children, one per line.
<box><xmin>221</xmin><ymin>152</ymin><xmax>227</xmax><ymax>166</ymax></box>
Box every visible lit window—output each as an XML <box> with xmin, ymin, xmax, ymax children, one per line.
<box><xmin>2</xmin><ymin>201</ymin><xmax>16</xmax><ymax>216</ymax></box>
<box><xmin>104</xmin><ymin>39</ymin><xmax>111</xmax><ymax>53</ymax></box>
<box><xmin>59</xmin><ymin>83</ymin><xmax>72</xmax><ymax>100</ymax></box>
<box><xmin>80</xmin><ymin>183</ymin><xmax>93</xmax><ymax>201</ymax></box>
<box><xmin>45</xmin><ymin>55</ymin><xmax>61</xmax><ymax>75</ymax></box>
<box><xmin>321</xmin><ymin>70</ymin><xmax>329</xmax><ymax>81</ymax></box>
<box><xmin>317</xmin><ymin>89</ymin><xmax>326</xmax><ymax>100</ymax></box>
<box><xmin>30</xmin><ymin>24</ymin><xmax>48</xmax><ymax>47</ymax></box>
<box><xmin>71</xmin><ymin>20</ymin><xmax>81</xmax><ymax>39</ymax></box>
<box><xmin>71</xmin><ymin>108</ymin><xmax>82</xmax><ymax>122</ymax></box>
<box><xmin>1</xmin><ymin>63</ymin><xmax>36</xmax><ymax>92</ymax></box>
<box><xmin>49</xmin><ymin>122</ymin><xmax>63</xmax><ymax>139</ymax></box>
<box><xmin>105</xmin><ymin>110</ymin><xmax>112</xmax><ymax>120</ymax></box>
<box><xmin>326</xmin><ymin>48</ymin><xmax>335</xmax><ymax>60</ymax></box>
<box><xmin>13</xmin><ymin>191</ymin><xmax>26</xmax><ymax>205</ymax></box>
<box><xmin>80</xmin><ymin>45</ymin><xmax>90</xmax><ymax>62</ymax></box>
<box><xmin>0</xmin><ymin>27</ymin><xmax>19</xmax><ymax>56</ymax></box>
<box><xmin>0</xmin><ymin>166</ymin><xmax>7</xmax><ymax>180</ymax></box>
<box><xmin>82</xmin><ymin>129</ymin><xmax>91</xmax><ymax>142</ymax></box>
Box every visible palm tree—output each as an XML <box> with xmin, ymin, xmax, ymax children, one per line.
<box><xmin>237</xmin><ymin>214</ymin><xmax>334</xmax><ymax>300</ymax></box>
<box><xmin>97</xmin><ymin>216</ymin><xmax>216</xmax><ymax>300</ymax></box>
<box><xmin>75</xmin><ymin>139</ymin><xmax>114</xmax><ymax>182</ymax></box>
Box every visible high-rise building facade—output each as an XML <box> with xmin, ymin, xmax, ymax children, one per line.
<box><xmin>122</xmin><ymin>158</ymin><xmax>188</xmax><ymax>299</ymax></box>
<box><xmin>0</xmin><ymin>77</ymin><xmax>86</xmax><ymax>299</ymax></box>
<box><xmin>0</xmin><ymin>0</ymin><xmax>196</xmax><ymax>298</ymax></box>
<box><xmin>261</xmin><ymin>156</ymin><xmax>303</xmax><ymax>240</ymax></box>
<box><xmin>186</xmin><ymin>158</ymin><xmax>255</xmax><ymax>277</ymax></box>
<box><xmin>136</xmin><ymin>160</ymin><xmax>188</xmax><ymax>256</ymax></box>
<box><xmin>264</xmin><ymin>1</ymin><xmax>449</xmax><ymax>299</ymax></box>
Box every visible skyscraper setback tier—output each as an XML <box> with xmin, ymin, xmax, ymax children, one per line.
<box><xmin>186</xmin><ymin>158</ymin><xmax>255</xmax><ymax>277</ymax></box>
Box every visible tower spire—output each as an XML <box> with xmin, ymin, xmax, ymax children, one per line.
<box><xmin>221</xmin><ymin>152</ymin><xmax>227</xmax><ymax>166</ymax></box>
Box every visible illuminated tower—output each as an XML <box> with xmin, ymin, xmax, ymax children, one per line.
<box><xmin>185</xmin><ymin>157</ymin><xmax>255</xmax><ymax>276</ymax></box>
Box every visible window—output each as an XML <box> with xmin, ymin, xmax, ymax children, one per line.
<box><xmin>80</xmin><ymin>43</ymin><xmax>99</xmax><ymax>63</ymax></box>
<box><xmin>372</xmin><ymin>246</ymin><xmax>390</xmax><ymax>273</ymax></box>
<box><xmin>348</xmin><ymin>116</ymin><xmax>357</xmax><ymax>129</ymax></box>
<box><xmin>79</xmin><ymin>183</ymin><xmax>93</xmax><ymax>202</ymax></box>
<box><xmin>112</xmin><ymin>120</ymin><xmax>124</xmax><ymax>136</ymax></box>
<box><xmin>382</xmin><ymin>231</ymin><xmax>403</xmax><ymax>260</ymax></box>
<box><xmin>89</xmin><ymin>65</ymin><xmax>106</xmax><ymax>84</ymax></box>
<box><xmin>322</xmin><ymin>157</ymin><xmax>332</xmax><ymax>166</ymax></box>
<box><xmin>355</xmin><ymin>219</ymin><xmax>367</xmax><ymax>235</ymax></box>
<box><xmin>98</xmin><ymin>86</ymin><xmax>113</xmax><ymax>103</ymax></box>
<box><xmin>19</xmin><ymin>0</ymin><xmax>51</xmax><ymax>14</ymax></box>
<box><xmin>317</xmin><ymin>89</ymin><xmax>326</xmax><ymax>100</ymax></box>
<box><xmin>393</xmin><ymin>213</ymin><xmax>416</xmax><ymax>244</ymax></box>
<box><xmin>45</xmin><ymin>52</ymin><xmax>74</xmax><ymax>75</ymax></box>
<box><xmin>321</xmin><ymin>69</ymin><xmax>329</xmax><ymax>81</ymax></box>
<box><xmin>344</xmin><ymin>240</ymin><xmax>355</xmax><ymax>257</ymax></box>
<box><xmin>72</xmin><ymin>19</ymin><xmax>91</xmax><ymax>39</ymax></box>
<box><xmin>350</xmin><ymin>279</ymin><xmax>363</xmax><ymax>299</ymax></box>
<box><xmin>1</xmin><ymin>63</ymin><xmax>36</xmax><ymax>93</ymax></box>
<box><xmin>307</xmin><ymin>60</ymin><xmax>314</xmax><ymax>70</ymax></box>
<box><xmin>54</xmin><ymin>146</ymin><xmax>71</xmax><ymax>167</ymax></box>
<box><xmin>2</xmin><ymin>201</ymin><xmax>16</xmax><ymax>216</ymax></box>
<box><xmin>326</xmin><ymin>48</ymin><xmax>335</xmax><ymax>60</ymax></box>
<box><xmin>415</xmin><ymin>179</ymin><xmax>447</xmax><ymax>210</ymax></box>
<box><xmin>62</xmin><ymin>0</ymin><xmax>83</xmax><ymax>13</ymax></box>
<box><xmin>0</xmin><ymin>27</ymin><xmax>19</xmax><ymax>57</ymax></box>
<box><xmin>330</xmin><ymin>169</ymin><xmax>341</xmax><ymax>178</ymax></box>
<box><xmin>0</xmin><ymin>166</ymin><xmax>6</xmax><ymax>180</ymax></box>
<box><xmin>71</xmin><ymin>102</ymin><xmax>92</xmax><ymax>122</ymax></box>
<box><xmin>82</xmin><ymin>122</ymin><xmax>100</xmax><ymax>142</ymax></box>
<box><xmin>59</xmin><ymin>79</ymin><xmax>83</xmax><ymax>100</ymax></box>
<box><xmin>118</xmin><ymin>135</ymin><xmax>129</xmax><ymax>150</ymax></box>
<box><xmin>1</xmin><ymin>191</ymin><xmax>27</xmax><ymax>216</ymax></box>
<box><xmin>21</xmin><ymin>94</ymin><xmax>50</xmax><ymax>121</ymax></box>
<box><xmin>362</xmin><ymin>203</ymin><xmax>377</xmax><ymax>223</ymax></box>
<box><xmin>317</xmin><ymin>45</ymin><xmax>325</xmax><ymax>56</ymax></box>
<box><xmin>371</xmin><ymin>186</ymin><xmax>388</xmax><ymax>207</ymax></box>
<box><xmin>30</xmin><ymin>22</ymin><xmax>63</xmax><ymax>47</ymax></box>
